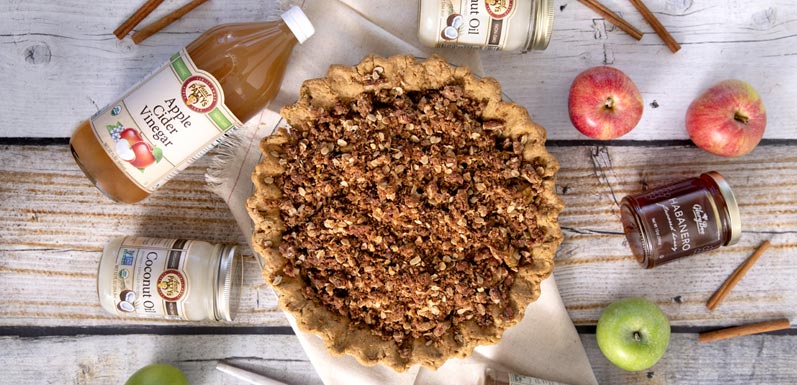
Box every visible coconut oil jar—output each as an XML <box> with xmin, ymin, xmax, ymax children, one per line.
<box><xmin>97</xmin><ymin>237</ymin><xmax>242</xmax><ymax>321</ymax></box>
<box><xmin>418</xmin><ymin>0</ymin><xmax>554</xmax><ymax>51</ymax></box>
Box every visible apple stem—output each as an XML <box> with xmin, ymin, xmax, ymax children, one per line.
<box><xmin>633</xmin><ymin>331</ymin><xmax>641</xmax><ymax>342</ymax></box>
<box><xmin>734</xmin><ymin>110</ymin><xmax>750</xmax><ymax>124</ymax></box>
<box><xmin>604</xmin><ymin>97</ymin><xmax>614</xmax><ymax>110</ymax></box>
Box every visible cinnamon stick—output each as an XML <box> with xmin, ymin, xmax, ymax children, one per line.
<box><xmin>132</xmin><ymin>0</ymin><xmax>210</xmax><ymax>45</ymax></box>
<box><xmin>706</xmin><ymin>240</ymin><xmax>771</xmax><ymax>311</ymax></box>
<box><xmin>577</xmin><ymin>0</ymin><xmax>643</xmax><ymax>41</ymax></box>
<box><xmin>628</xmin><ymin>0</ymin><xmax>681</xmax><ymax>53</ymax></box>
<box><xmin>699</xmin><ymin>319</ymin><xmax>791</xmax><ymax>343</ymax></box>
<box><xmin>113</xmin><ymin>0</ymin><xmax>164</xmax><ymax>40</ymax></box>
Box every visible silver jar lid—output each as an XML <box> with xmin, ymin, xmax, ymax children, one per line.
<box><xmin>526</xmin><ymin>0</ymin><xmax>555</xmax><ymax>51</ymax></box>
<box><xmin>704</xmin><ymin>171</ymin><xmax>742</xmax><ymax>246</ymax></box>
<box><xmin>214</xmin><ymin>244</ymin><xmax>242</xmax><ymax>321</ymax></box>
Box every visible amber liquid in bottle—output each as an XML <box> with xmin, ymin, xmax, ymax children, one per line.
<box><xmin>71</xmin><ymin>17</ymin><xmax>303</xmax><ymax>203</ymax></box>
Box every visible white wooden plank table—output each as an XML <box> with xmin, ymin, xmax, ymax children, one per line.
<box><xmin>2</xmin><ymin>0</ymin><xmax>796</xmax><ymax>384</ymax></box>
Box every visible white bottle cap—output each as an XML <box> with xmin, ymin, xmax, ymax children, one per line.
<box><xmin>281</xmin><ymin>6</ymin><xmax>315</xmax><ymax>44</ymax></box>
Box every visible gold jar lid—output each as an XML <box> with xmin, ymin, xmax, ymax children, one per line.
<box><xmin>526</xmin><ymin>0</ymin><xmax>555</xmax><ymax>51</ymax></box>
<box><xmin>704</xmin><ymin>171</ymin><xmax>742</xmax><ymax>245</ymax></box>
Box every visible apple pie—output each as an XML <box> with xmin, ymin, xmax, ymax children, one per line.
<box><xmin>247</xmin><ymin>55</ymin><xmax>563</xmax><ymax>371</ymax></box>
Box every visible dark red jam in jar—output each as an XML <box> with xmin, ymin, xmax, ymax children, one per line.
<box><xmin>620</xmin><ymin>172</ymin><xmax>741</xmax><ymax>268</ymax></box>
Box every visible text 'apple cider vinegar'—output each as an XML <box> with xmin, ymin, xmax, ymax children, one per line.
<box><xmin>70</xmin><ymin>6</ymin><xmax>314</xmax><ymax>203</ymax></box>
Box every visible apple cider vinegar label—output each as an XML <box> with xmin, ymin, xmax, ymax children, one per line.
<box><xmin>89</xmin><ymin>49</ymin><xmax>242</xmax><ymax>192</ymax></box>
<box><xmin>111</xmin><ymin>237</ymin><xmax>192</xmax><ymax>319</ymax></box>
<box><xmin>434</xmin><ymin>0</ymin><xmax>516</xmax><ymax>50</ymax></box>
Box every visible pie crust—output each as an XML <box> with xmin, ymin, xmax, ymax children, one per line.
<box><xmin>247</xmin><ymin>55</ymin><xmax>563</xmax><ymax>371</ymax></box>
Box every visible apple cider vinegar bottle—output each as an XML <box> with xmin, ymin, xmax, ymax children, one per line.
<box><xmin>70</xmin><ymin>6</ymin><xmax>314</xmax><ymax>203</ymax></box>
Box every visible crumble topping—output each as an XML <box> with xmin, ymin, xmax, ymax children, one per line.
<box><xmin>276</xmin><ymin>84</ymin><xmax>548</xmax><ymax>351</ymax></box>
<box><xmin>248</xmin><ymin>55</ymin><xmax>562</xmax><ymax>371</ymax></box>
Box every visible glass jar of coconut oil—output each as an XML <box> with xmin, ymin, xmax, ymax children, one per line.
<box><xmin>97</xmin><ymin>237</ymin><xmax>242</xmax><ymax>321</ymax></box>
<box><xmin>418</xmin><ymin>0</ymin><xmax>554</xmax><ymax>51</ymax></box>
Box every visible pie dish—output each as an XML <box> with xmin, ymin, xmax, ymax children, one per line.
<box><xmin>247</xmin><ymin>55</ymin><xmax>563</xmax><ymax>371</ymax></box>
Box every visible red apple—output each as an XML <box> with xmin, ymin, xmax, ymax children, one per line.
<box><xmin>568</xmin><ymin>66</ymin><xmax>644</xmax><ymax>139</ymax></box>
<box><xmin>129</xmin><ymin>142</ymin><xmax>156</xmax><ymax>169</ymax></box>
<box><xmin>120</xmin><ymin>128</ymin><xmax>144</xmax><ymax>146</ymax></box>
<box><xmin>686</xmin><ymin>80</ymin><xmax>766</xmax><ymax>157</ymax></box>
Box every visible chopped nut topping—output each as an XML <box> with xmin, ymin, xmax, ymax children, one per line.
<box><xmin>277</xmin><ymin>85</ymin><xmax>547</xmax><ymax>347</ymax></box>
<box><xmin>249</xmin><ymin>54</ymin><xmax>564</xmax><ymax>372</ymax></box>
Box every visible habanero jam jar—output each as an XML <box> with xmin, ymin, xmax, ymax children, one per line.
<box><xmin>417</xmin><ymin>0</ymin><xmax>554</xmax><ymax>51</ymax></box>
<box><xmin>620</xmin><ymin>172</ymin><xmax>742</xmax><ymax>269</ymax></box>
<box><xmin>97</xmin><ymin>237</ymin><xmax>242</xmax><ymax>321</ymax></box>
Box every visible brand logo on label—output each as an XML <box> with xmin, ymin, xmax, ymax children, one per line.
<box><xmin>485</xmin><ymin>0</ymin><xmax>514</xmax><ymax>19</ymax></box>
<box><xmin>181</xmin><ymin>75</ymin><xmax>218</xmax><ymax>113</ymax></box>
<box><xmin>692</xmin><ymin>204</ymin><xmax>709</xmax><ymax>235</ymax></box>
<box><xmin>157</xmin><ymin>270</ymin><xmax>186</xmax><ymax>301</ymax></box>
<box><xmin>121</xmin><ymin>248</ymin><xmax>136</xmax><ymax>265</ymax></box>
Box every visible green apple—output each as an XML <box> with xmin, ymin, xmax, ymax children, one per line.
<box><xmin>125</xmin><ymin>364</ymin><xmax>189</xmax><ymax>385</ymax></box>
<box><xmin>596</xmin><ymin>297</ymin><xmax>670</xmax><ymax>371</ymax></box>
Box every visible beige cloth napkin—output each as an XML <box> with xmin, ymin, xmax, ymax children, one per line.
<box><xmin>206</xmin><ymin>1</ymin><xmax>597</xmax><ymax>384</ymax></box>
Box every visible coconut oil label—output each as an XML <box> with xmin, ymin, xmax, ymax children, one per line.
<box><xmin>89</xmin><ymin>49</ymin><xmax>242</xmax><ymax>192</ymax></box>
<box><xmin>435</xmin><ymin>0</ymin><xmax>516</xmax><ymax>49</ymax></box>
<box><xmin>112</xmin><ymin>237</ymin><xmax>191</xmax><ymax>319</ymax></box>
